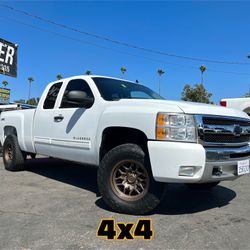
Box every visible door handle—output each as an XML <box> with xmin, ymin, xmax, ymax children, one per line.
<box><xmin>54</xmin><ymin>115</ymin><xmax>64</xmax><ymax>122</ymax></box>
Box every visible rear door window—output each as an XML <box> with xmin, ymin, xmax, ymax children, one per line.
<box><xmin>43</xmin><ymin>82</ymin><xmax>62</xmax><ymax>109</ymax></box>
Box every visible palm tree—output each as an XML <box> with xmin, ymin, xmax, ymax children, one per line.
<box><xmin>2</xmin><ymin>80</ymin><xmax>8</xmax><ymax>88</ymax></box>
<box><xmin>120</xmin><ymin>67</ymin><xmax>127</xmax><ymax>78</ymax></box>
<box><xmin>56</xmin><ymin>74</ymin><xmax>63</xmax><ymax>80</ymax></box>
<box><xmin>85</xmin><ymin>70</ymin><xmax>91</xmax><ymax>75</ymax></box>
<box><xmin>157</xmin><ymin>69</ymin><xmax>165</xmax><ymax>95</ymax></box>
<box><xmin>27</xmin><ymin>76</ymin><xmax>34</xmax><ymax>101</ymax></box>
<box><xmin>199</xmin><ymin>65</ymin><xmax>207</xmax><ymax>84</ymax></box>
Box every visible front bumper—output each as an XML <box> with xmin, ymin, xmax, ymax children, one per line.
<box><xmin>148</xmin><ymin>141</ymin><xmax>250</xmax><ymax>183</ymax></box>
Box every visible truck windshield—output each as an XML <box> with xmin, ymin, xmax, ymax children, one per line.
<box><xmin>92</xmin><ymin>77</ymin><xmax>164</xmax><ymax>101</ymax></box>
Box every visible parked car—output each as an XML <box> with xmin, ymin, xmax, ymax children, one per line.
<box><xmin>0</xmin><ymin>76</ymin><xmax>249</xmax><ymax>214</ymax></box>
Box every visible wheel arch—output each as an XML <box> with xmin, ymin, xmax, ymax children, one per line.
<box><xmin>4</xmin><ymin>126</ymin><xmax>18</xmax><ymax>138</ymax></box>
<box><xmin>2</xmin><ymin>126</ymin><xmax>26</xmax><ymax>152</ymax></box>
<box><xmin>99</xmin><ymin>126</ymin><xmax>149</xmax><ymax>162</ymax></box>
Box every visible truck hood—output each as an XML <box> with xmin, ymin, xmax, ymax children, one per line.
<box><xmin>168</xmin><ymin>100</ymin><xmax>249</xmax><ymax>118</ymax></box>
<box><xmin>117</xmin><ymin>99</ymin><xmax>249</xmax><ymax>119</ymax></box>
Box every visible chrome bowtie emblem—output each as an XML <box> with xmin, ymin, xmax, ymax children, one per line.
<box><xmin>233</xmin><ymin>124</ymin><xmax>242</xmax><ymax>136</ymax></box>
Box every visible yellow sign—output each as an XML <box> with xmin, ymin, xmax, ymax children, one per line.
<box><xmin>0</xmin><ymin>88</ymin><xmax>10</xmax><ymax>104</ymax></box>
<box><xmin>96</xmin><ymin>218</ymin><xmax>154</xmax><ymax>240</ymax></box>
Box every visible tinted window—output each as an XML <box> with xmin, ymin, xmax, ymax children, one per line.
<box><xmin>43</xmin><ymin>82</ymin><xmax>62</xmax><ymax>109</ymax></box>
<box><xmin>60</xmin><ymin>79</ymin><xmax>94</xmax><ymax>108</ymax></box>
<box><xmin>130</xmin><ymin>91</ymin><xmax>152</xmax><ymax>99</ymax></box>
<box><xmin>92</xmin><ymin>77</ymin><xmax>164</xmax><ymax>101</ymax></box>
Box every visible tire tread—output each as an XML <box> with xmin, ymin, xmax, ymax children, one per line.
<box><xmin>97</xmin><ymin>143</ymin><xmax>164</xmax><ymax>215</ymax></box>
<box><xmin>3</xmin><ymin>135</ymin><xmax>25</xmax><ymax>171</ymax></box>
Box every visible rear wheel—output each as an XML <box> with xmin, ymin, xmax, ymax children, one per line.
<box><xmin>97</xmin><ymin>143</ymin><xmax>165</xmax><ymax>215</ymax></box>
<box><xmin>3</xmin><ymin>135</ymin><xmax>26</xmax><ymax>171</ymax></box>
<box><xmin>186</xmin><ymin>182</ymin><xmax>220</xmax><ymax>190</ymax></box>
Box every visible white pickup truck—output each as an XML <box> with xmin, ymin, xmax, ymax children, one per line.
<box><xmin>220</xmin><ymin>97</ymin><xmax>250</xmax><ymax>115</ymax></box>
<box><xmin>1</xmin><ymin>75</ymin><xmax>250</xmax><ymax>214</ymax></box>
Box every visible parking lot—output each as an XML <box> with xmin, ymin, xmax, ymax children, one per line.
<box><xmin>0</xmin><ymin>157</ymin><xmax>249</xmax><ymax>249</ymax></box>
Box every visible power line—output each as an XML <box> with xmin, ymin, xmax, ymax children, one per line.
<box><xmin>2</xmin><ymin>15</ymin><xmax>250</xmax><ymax>77</ymax></box>
<box><xmin>1</xmin><ymin>3</ymin><xmax>250</xmax><ymax>66</ymax></box>
<box><xmin>1</xmin><ymin>16</ymin><xmax>194</xmax><ymax>68</ymax></box>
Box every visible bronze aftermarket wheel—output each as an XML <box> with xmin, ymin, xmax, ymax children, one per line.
<box><xmin>4</xmin><ymin>142</ymin><xmax>14</xmax><ymax>163</ymax></box>
<box><xmin>110</xmin><ymin>160</ymin><xmax>149</xmax><ymax>202</ymax></box>
<box><xmin>97</xmin><ymin>143</ymin><xmax>165</xmax><ymax>215</ymax></box>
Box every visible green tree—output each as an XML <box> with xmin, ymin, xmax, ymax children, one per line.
<box><xmin>14</xmin><ymin>99</ymin><xmax>26</xmax><ymax>104</ymax></box>
<box><xmin>27</xmin><ymin>76</ymin><xmax>34</xmax><ymax>100</ymax></box>
<box><xmin>199</xmin><ymin>65</ymin><xmax>207</xmax><ymax>84</ymax></box>
<box><xmin>120</xmin><ymin>67</ymin><xmax>127</xmax><ymax>78</ymax></box>
<box><xmin>2</xmin><ymin>80</ymin><xmax>8</xmax><ymax>88</ymax></box>
<box><xmin>181</xmin><ymin>83</ymin><xmax>213</xmax><ymax>104</ymax></box>
<box><xmin>26</xmin><ymin>97</ymin><xmax>39</xmax><ymax>106</ymax></box>
<box><xmin>56</xmin><ymin>74</ymin><xmax>63</xmax><ymax>80</ymax></box>
<box><xmin>157</xmin><ymin>69</ymin><xmax>165</xmax><ymax>95</ymax></box>
<box><xmin>85</xmin><ymin>70</ymin><xmax>92</xmax><ymax>75</ymax></box>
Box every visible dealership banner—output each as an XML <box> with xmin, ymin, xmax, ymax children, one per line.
<box><xmin>0</xmin><ymin>88</ymin><xmax>10</xmax><ymax>104</ymax></box>
<box><xmin>0</xmin><ymin>38</ymin><xmax>18</xmax><ymax>77</ymax></box>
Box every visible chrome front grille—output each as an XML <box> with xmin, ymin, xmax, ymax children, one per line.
<box><xmin>203</xmin><ymin>133</ymin><xmax>250</xmax><ymax>143</ymax></box>
<box><xmin>202</xmin><ymin>117</ymin><xmax>250</xmax><ymax>126</ymax></box>
<box><xmin>195</xmin><ymin>115</ymin><xmax>250</xmax><ymax>146</ymax></box>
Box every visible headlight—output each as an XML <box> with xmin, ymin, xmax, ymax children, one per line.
<box><xmin>156</xmin><ymin>113</ymin><xmax>197</xmax><ymax>142</ymax></box>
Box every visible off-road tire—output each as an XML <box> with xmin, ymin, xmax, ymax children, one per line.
<box><xmin>186</xmin><ymin>181</ymin><xmax>220</xmax><ymax>190</ymax></box>
<box><xmin>3</xmin><ymin>134</ymin><xmax>26</xmax><ymax>171</ymax></box>
<box><xmin>97</xmin><ymin>143</ymin><xmax>165</xmax><ymax>215</ymax></box>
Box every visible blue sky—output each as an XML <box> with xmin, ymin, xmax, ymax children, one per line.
<box><xmin>1</xmin><ymin>1</ymin><xmax>250</xmax><ymax>104</ymax></box>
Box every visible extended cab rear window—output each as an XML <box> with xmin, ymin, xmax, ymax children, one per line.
<box><xmin>43</xmin><ymin>82</ymin><xmax>62</xmax><ymax>109</ymax></box>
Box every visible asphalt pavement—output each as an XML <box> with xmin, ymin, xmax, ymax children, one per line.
<box><xmin>0</xmin><ymin>157</ymin><xmax>249</xmax><ymax>249</ymax></box>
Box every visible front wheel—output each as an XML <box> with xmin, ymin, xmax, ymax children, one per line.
<box><xmin>97</xmin><ymin>143</ymin><xmax>165</xmax><ymax>215</ymax></box>
<box><xmin>186</xmin><ymin>182</ymin><xmax>220</xmax><ymax>190</ymax></box>
<box><xmin>3</xmin><ymin>134</ymin><xmax>26</xmax><ymax>171</ymax></box>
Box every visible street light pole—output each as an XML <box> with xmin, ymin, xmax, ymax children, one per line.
<box><xmin>247</xmin><ymin>54</ymin><xmax>250</xmax><ymax>97</ymax></box>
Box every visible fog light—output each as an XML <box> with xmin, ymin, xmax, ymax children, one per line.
<box><xmin>179</xmin><ymin>166</ymin><xmax>196</xmax><ymax>177</ymax></box>
<box><xmin>212</xmin><ymin>166</ymin><xmax>223</xmax><ymax>176</ymax></box>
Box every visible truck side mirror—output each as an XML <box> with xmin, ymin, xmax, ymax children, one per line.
<box><xmin>66</xmin><ymin>90</ymin><xmax>94</xmax><ymax>108</ymax></box>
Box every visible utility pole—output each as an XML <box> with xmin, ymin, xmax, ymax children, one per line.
<box><xmin>247</xmin><ymin>54</ymin><xmax>250</xmax><ymax>97</ymax></box>
<box><xmin>157</xmin><ymin>69</ymin><xmax>165</xmax><ymax>95</ymax></box>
